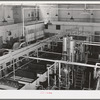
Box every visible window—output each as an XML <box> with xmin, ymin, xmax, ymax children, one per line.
<box><xmin>56</xmin><ymin>25</ymin><xmax>60</xmax><ymax>30</ymax></box>
<box><xmin>45</xmin><ymin>24</ymin><xmax>48</xmax><ymax>29</ymax></box>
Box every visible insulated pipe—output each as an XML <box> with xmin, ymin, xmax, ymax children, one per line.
<box><xmin>54</xmin><ymin>63</ymin><xmax>56</xmax><ymax>85</ymax></box>
<box><xmin>23</xmin><ymin>56</ymin><xmax>97</xmax><ymax>68</ymax></box>
<box><xmin>63</xmin><ymin>37</ymin><xmax>68</xmax><ymax>61</ymax></box>
<box><xmin>36</xmin><ymin>49</ymin><xmax>39</xmax><ymax>63</ymax></box>
<box><xmin>59</xmin><ymin>62</ymin><xmax>61</xmax><ymax>90</ymax></box>
<box><xmin>13</xmin><ymin>58</ymin><xmax>15</xmax><ymax>80</ymax></box>
<box><xmin>70</xmin><ymin>37</ymin><xmax>75</xmax><ymax>62</ymax></box>
<box><xmin>47</xmin><ymin>67</ymin><xmax>50</xmax><ymax>89</ymax></box>
<box><xmin>63</xmin><ymin>37</ymin><xmax>67</xmax><ymax>52</ymax></box>
<box><xmin>22</xmin><ymin>8</ymin><xmax>25</xmax><ymax>37</ymax></box>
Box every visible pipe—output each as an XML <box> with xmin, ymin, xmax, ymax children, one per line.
<box><xmin>39</xmin><ymin>50</ymin><xmax>67</xmax><ymax>56</ymax></box>
<box><xmin>70</xmin><ymin>37</ymin><xmax>75</xmax><ymax>62</ymax></box>
<box><xmin>59</xmin><ymin>62</ymin><xmax>61</xmax><ymax>90</ymax></box>
<box><xmin>63</xmin><ymin>37</ymin><xmax>67</xmax><ymax>52</ymax></box>
<box><xmin>23</xmin><ymin>56</ymin><xmax>99</xmax><ymax>68</ymax></box>
<box><xmin>83</xmin><ymin>42</ymin><xmax>100</xmax><ymax>46</ymax></box>
<box><xmin>13</xmin><ymin>58</ymin><xmax>15</xmax><ymax>80</ymax></box>
<box><xmin>54</xmin><ymin>63</ymin><xmax>56</xmax><ymax>85</ymax></box>
<box><xmin>89</xmin><ymin>72</ymin><xmax>91</xmax><ymax>89</ymax></box>
<box><xmin>47</xmin><ymin>67</ymin><xmax>50</xmax><ymax>89</ymax></box>
<box><xmin>22</xmin><ymin>8</ymin><xmax>25</xmax><ymax>37</ymax></box>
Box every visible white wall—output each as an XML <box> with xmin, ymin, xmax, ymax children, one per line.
<box><xmin>0</xmin><ymin>21</ymin><xmax>44</xmax><ymax>43</ymax></box>
<box><xmin>0</xmin><ymin>23</ymin><xmax>23</xmax><ymax>42</ymax></box>
<box><xmin>39</xmin><ymin>4</ymin><xmax>58</xmax><ymax>23</ymax></box>
<box><xmin>58</xmin><ymin>4</ymin><xmax>100</xmax><ymax>22</ymax></box>
<box><xmin>0</xmin><ymin>5</ymin><xmax>14</xmax><ymax>25</ymax></box>
<box><xmin>44</xmin><ymin>21</ymin><xmax>100</xmax><ymax>35</ymax></box>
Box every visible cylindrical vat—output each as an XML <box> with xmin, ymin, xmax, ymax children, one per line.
<box><xmin>70</xmin><ymin>38</ymin><xmax>75</xmax><ymax>62</ymax></box>
<box><xmin>63</xmin><ymin>37</ymin><xmax>67</xmax><ymax>52</ymax></box>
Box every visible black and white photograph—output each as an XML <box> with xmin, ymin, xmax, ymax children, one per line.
<box><xmin>0</xmin><ymin>1</ymin><xmax>100</xmax><ymax>93</ymax></box>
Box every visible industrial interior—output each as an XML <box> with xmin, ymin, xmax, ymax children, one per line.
<box><xmin>0</xmin><ymin>3</ymin><xmax>100</xmax><ymax>90</ymax></box>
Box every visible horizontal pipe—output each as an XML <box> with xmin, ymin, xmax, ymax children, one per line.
<box><xmin>83</xmin><ymin>43</ymin><xmax>100</xmax><ymax>46</ymax></box>
<box><xmin>23</xmin><ymin>56</ymin><xmax>99</xmax><ymax>68</ymax></box>
<box><xmin>39</xmin><ymin>50</ymin><xmax>68</xmax><ymax>56</ymax></box>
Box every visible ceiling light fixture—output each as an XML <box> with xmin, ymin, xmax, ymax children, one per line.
<box><xmin>91</xmin><ymin>13</ymin><xmax>93</xmax><ymax>15</ymax></box>
<box><xmin>7</xmin><ymin>15</ymin><xmax>10</xmax><ymax>18</ymax></box>
<box><xmin>70</xmin><ymin>16</ymin><xmax>74</xmax><ymax>20</ymax></box>
<box><xmin>47</xmin><ymin>20</ymin><xmax>52</xmax><ymax>25</ymax></box>
<box><xmin>47</xmin><ymin>13</ymin><xmax>49</xmax><ymax>15</ymax></box>
<box><xmin>2</xmin><ymin>18</ymin><xmax>7</xmax><ymax>22</ymax></box>
<box><xmin>55</xmin><ymin>14</ymin><xmax>58</xmax><ymax>16</ymax></box>
<box><xmin>68</xmin><ymin>12</ymin><xmax>70</xmax><ymax>15</ymax></box>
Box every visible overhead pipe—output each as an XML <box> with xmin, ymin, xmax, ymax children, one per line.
<box><xmin>23</xmin><ymin>56</ymin><xmax>99</xmax><ymax>68</ymax></box>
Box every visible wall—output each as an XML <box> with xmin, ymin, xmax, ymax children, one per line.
<box><xmin>39</xmin><ymin>4</ymin><xmax>58</xmax><ymax>23</ymax></box>
<box><xmin>0</xmin><ymin>5</ymin><xmax>14</xmax><ymax>25</ymax></box>
<box><xmin>4</xmin><ymin>6</ymin><xmax>14</xmax><ymax>23</ymax></box>
<box><xmin>44</xmin><ymin>21</ymin><xmax>100</xmax><ymax>35</ymax></box>
<box><xmin>0</xmin><ymin>21</ymin><xmax>44</xmax><ymax>43</ymax></box>
<box><xmin>58</xmin><ymin>4</ymin><xmax>100</xmax><ymax>22</ymax></box>
<box><xmin>0</xmin><ymin>23</ymin><xmax>23</xmax><ymax>43</ymax></box>
<box><xmin>13</xmin><ymin>6</ymin><xmax>39</xmax><ymax>23</ymax></box>
<box><xmin>13</xmin><ymin>6</ymin><xmax>22</xmax><ymax>23</ymax></box>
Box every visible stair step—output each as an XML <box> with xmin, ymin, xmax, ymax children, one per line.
<box><xmin>75</xmin><ymin>81</ymin><xmax>82</xmax><ymax>85</ymax></box>
<box><xmin>75</xmin><ymin>81</ymin><xmax>82</xmax><ymax>83</ymax></box>
<box><xmin>76</xmin><ymin>73</ymin><xmax>83</xmax><ymax>75</ymax></box>
<box><xmin>76</xmin><ymin>75</ymin><xmax>83</xmax><ymax>77</ymax></box>
<box><xmin>76</xmin><ymin>79</ymin><xmax>82</xmax><ymax>82</ymax></box>
<box><xmin>74</xmin><ymin>66</ymin><xmax>85</xmax><ymax>89</ymax></box>
<box><xmin>75</xmin><ymin>85</ymin><xmax>82</xmax><ymax>88</ymax></box>
<box><xmin>75</xmin><ymin>83</ymin><xmax>82</xmax><ymax>86</ymax></box>
<box><xmin>76</xmin><ymin>76</ymin><xmax>82</xmax><ymax>78</ymax></box>
<box><xmin>75</xmin><ymin>84</ymin><xmax>82</xmax><ymax>86</ymax></box>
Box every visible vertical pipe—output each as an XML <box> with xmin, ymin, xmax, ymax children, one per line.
<box><xmin>37</xmin><ymin>49</ymin><xmax>39</xmax><ymax>63</ymax></box>
<box><xmin>13</xmin><ymin>59</ymin><xmax>15</xmax><ymax>80</ymax></box>
<box><xmin>54</xmin><ymin>62</ymin><xmax>56</xmax><ymax>85</ymax></box>
<box><xmin>59</xmin><ymin>62</ymin><xmax>61</xmax><ymax>90</ymax></box>
<box><xmin>22</xmin><ymin>8</ymin><xmax>24</xmax><ymax>37</ymax></box>
<box><xmin>94</xmin><ymin>67</ymin><xmax>97</xmax><ymax>79</ymax></box>
<box><xmin>89</xmin><ymin>72</ymin><xmax>91</xmax><ymax>89</ymax></box>
<box><xmin>70</xmin><ymin>37</ymin><xmax>75</xmax><ymax>62</ymax></box>
<box><xmin>36</xmin><ymin>5</ymin><xmax>37</xmax><ymax>21</ymax></box>
<box><xmin>63</xmin><ymin>37</ymin><xmax>67</xmax><ymax>52</ymax></box>
<box><xmin>47</xmin><ymin>67</ymin><xmax>50</xmax><ymax>89</ymax></box>
<box><xmin>63</xmin><ymin>37</ymin><xmax>67</xmax><ymax>61</ymax></box>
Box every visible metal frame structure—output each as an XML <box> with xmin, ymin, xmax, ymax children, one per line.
<box><xmin>23</xmin><ymin>55</ymin><xmax>100</xmax><ymax>90</ymax></box>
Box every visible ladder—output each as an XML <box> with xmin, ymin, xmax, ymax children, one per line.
<box><xmin>74</xmin><ymin>66</ymin><xmax>85</xmax><ymax>89</ymax></box>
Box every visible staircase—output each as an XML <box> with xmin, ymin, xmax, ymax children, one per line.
<box><xmin>74</xmin><ymin>66</ymin><xmax>85</xmax><ymax>89</ymax></box>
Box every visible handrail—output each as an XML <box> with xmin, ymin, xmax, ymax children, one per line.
<box><xmin>0</xmin><ymin>32</ymin><xmax>66</xmax><ymax>65</ymax></box>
